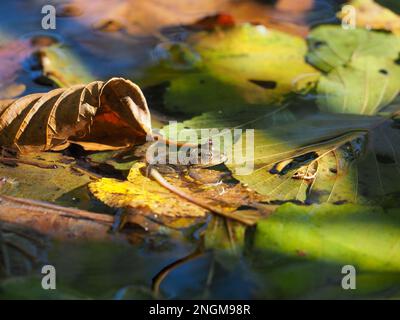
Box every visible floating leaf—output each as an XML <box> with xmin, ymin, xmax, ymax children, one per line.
<box><xmin>316</xmin><ymin>56</ymin><xmax>400</xmax><ymax>115</ymax></box>
<box><xmin>253</xmin><ymin>203</ymin><xmax>400</xmax><ymax>272</ymax></box>
<box><xmin>89</xmin><ymin>161</ymin><xmax>264</xmax><ymax>219</ymax></box>
<box><xmin>165</xmin><ymin>107</ymin><xmax>400</xmax><ymax>205</ymax></box>
<box><xmin>0</xmin><ymin>78</ymin><xmax>152</xmax><ymax>152</ymax></box>
<box><xmin>89</xmin><ymin>162</ymin><xmax>207</xmax><ymax>218</ymax></box>
<box><xmin>33</xmin><ymin>43</ymin><xmax>95</xmax><ymax>87</ymax></box>
<box><xmin>306</xmin><ymin>25</ymin><xmax>400</xmax><ymax>73</ymax></box>
<box><xmin>141</xmin><ymin>24</ymin><xmax>319</xmax><ymax>114</ymax></box>
<box><xmin>0</xmin><ymin>152</ymin><xmax>92</xmax><ymax>202</ymax></box>
<box><xmin>306</xmin><ymin>25</ymin><xmax>400</xmax><ymax>114</ymax></box>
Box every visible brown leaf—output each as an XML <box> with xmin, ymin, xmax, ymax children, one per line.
<box><xmin>0</xmin><ymin>78</ymin><xmax>152</xmax><ymax>152</ymax></box>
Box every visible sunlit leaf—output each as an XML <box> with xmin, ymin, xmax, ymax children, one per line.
<box><xmin>306</xmin><ymin>25</ymin><xmax>400</xmax><ymax>73</ymax></box>
<box><xmin>306</xmin><ymin>26</ymin><xmax>400</xmax><ymax>114</ymax></box>
<box><xmin>141</xmin><ymin>24</ymin><xmax>319</xmax><ymax>114</ymax></box>
<box><xmin>337</xmin><ymin>0</ymin><xmax>400</xmax><ymax>35</ymax></box>
<box><xmin>316</xmin><ymin>57</ymin><xmax>400</xmax><ymax>115</ymax></box>
<box><xmin>165</xmin><ymin>107</ymin><xmax>400</xmax><ymax>205</ymax></box>
<box><xmin>253</xmin><ymin>203</ymin><xmax>400</xmax><ymax>272</ymax></box>
<box><xmin>89</xmin><ymin>162</ymin><xmax>208</xmax><ymax>218</ymax></box>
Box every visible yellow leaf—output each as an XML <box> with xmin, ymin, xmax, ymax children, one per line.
<box><xmin>338</xmin><ymin>0</ymin><xmax>400</xmax><ymax>35</ymax></box>
<box><xmin>89</xmin><ymin>163</ymin><xmax>207</xmax><ymax>218</ymax></box>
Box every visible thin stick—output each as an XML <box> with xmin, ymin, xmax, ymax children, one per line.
<box><xmin>148</xmin><ymin>167</ymin><xmax>258</xmax><ymax>226</ymax></box>
<box><xmin>0</xmin><ymin>156</ymin><xmax>59</xmax><ymax>169</ymax></box>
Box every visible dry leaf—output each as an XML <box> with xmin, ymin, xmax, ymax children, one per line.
<box><xmin>0</xmin><ymin>78</ymin><xmax>152</xmax><ymax>152</ymax></box>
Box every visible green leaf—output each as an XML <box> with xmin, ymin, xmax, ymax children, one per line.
<box><xmin>316</xmin><ymin>57</ymin><xmax>400</xmax><ymax>115</ymax></box>
<box><xmin>253</xmin><ymin>203</ymin><xmax>400</xmax><ymax>272</ymax></box>
<box><xmin>306</xmin><ymin>25</ymin><xmax>400</xmax><ymax>73</ymax></box>
<box><xmin>141</xmin><ymin>24</ymin><xmax>319</xmax><ymax>114</ymax></box>
<box><xmin>0</xmin><ymin>152</ymin><xmax>92</xmax><ymax>204</ymax></box>
<box><xmin>306</xmin><ymin>26</ymin><xmax>400</xmax><ymax>114</ymax></box>
<box><xmin>164</xmin><ymin>108</ymin><xmax>400</xmax><ymax>205</ymax></box>
<box><xmin>338</xmin><ymin>0</ymin><xmax>400</xmax><ymax>35</ymax></box>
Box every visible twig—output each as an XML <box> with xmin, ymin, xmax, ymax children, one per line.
<box><xmin>148</xmin><ymin>167</ymin><xmax>259</xmax><ymax>226</ymax></box>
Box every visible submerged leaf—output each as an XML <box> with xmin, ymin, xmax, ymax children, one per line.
<box><xmin>34</xmin><ymin>44</ymin><xmax>95</xmax><ymax>87</ymax></box>
<box><xmin>0</xmin><ymin>222</ymin><xmax>48</xmax><ymax>277</ymax></box>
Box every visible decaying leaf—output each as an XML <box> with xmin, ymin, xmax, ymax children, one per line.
<box><xmin>0</xmin><ymin>78</ymin><xmax>152</xmax><ymax>152</ymax></box>
<box><xmin>0</xmin><ymin>195</ymin><xmax>128</xmax><ymax>241</ymax></box>
<box><xmin>89</xmin><ymin>162</ymin><xmax>207</xmax><ymax>218</ymax></box>
<box><xmin>338</xmin><ymin>0</ymin><xmax>400</xmax><ymax>35</ymax></box>
<box><xmin>89</xmin><ymin>162</ymin><xmax>265</xmax><ymax>219</ymax></box>
<box><xmin>71</xmin><ymin>0</ymin><xmax>312</xmax><ymax>37</ymax></box>
<box><xmin>141</xmin><ymin>24</ymin><xmax>319</xmax><ymax>114</ymax></box>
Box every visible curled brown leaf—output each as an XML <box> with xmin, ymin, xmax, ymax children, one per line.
<box><xmin>0</xmin><ymin>78</ymin><xmax>152</xmax><ymax>152</ymax></box>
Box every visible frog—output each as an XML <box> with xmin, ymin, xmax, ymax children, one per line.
<box><xmin>110</xmin><ymin>139</ymin><xmax>255</xmax><ymax>233</ymax></box>
<box><xmin>144</xmin><ymin>139</ymin><xmax>228</xmax><ymax>185</ymax></box>
<box><xmin>144</xmin><ymin>139</ymin><xmax>261</xmax><ymax>224</ymax></box>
